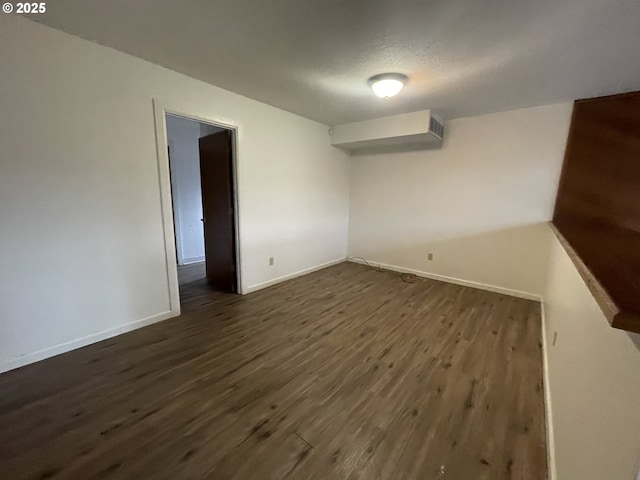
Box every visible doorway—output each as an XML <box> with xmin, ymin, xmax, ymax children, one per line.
<box><xmin>164</xmin><ymin>113</ymin><xmax>239</xmax><ymax>296</ymax></box>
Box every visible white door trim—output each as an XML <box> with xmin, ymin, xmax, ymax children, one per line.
<box><xmin>152</xmin><ymin>99</ymin><xmax>245</xmax><ymax>311</ymax></box>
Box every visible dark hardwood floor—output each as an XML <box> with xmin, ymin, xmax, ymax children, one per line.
<box><xmin>0</xmin><ymin>262</ymin><xmax>546</xmax><ymax>479</ymax></box>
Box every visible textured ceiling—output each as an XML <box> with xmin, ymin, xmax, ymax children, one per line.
<box><xmin>27</xmin><ymin>0</ymin><xmax>640</xmax><ymax>125</ymax></box>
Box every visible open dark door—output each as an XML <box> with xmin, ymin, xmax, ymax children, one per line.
<box><xmin>199</xmin><ymin>130</ymin><xmax>237</xmax><ymax>293</ymax></box>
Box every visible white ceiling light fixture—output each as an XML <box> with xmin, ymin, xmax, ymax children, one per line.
<box><xmin>368</xmin><ymin>73</ymin><xmax>408</xmax><ymax>99</ymax></box>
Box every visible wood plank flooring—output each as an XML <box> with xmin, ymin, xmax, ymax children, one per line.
<box><xmin>0</xmin><ymin>262</ymin><xmax>546</xmax><ymax>480</ymax></box>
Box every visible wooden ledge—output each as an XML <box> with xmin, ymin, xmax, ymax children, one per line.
<box><xmin>549</xmin><ymin>222</ymin><xmax>640</xmax><ymax>334</ymax></box>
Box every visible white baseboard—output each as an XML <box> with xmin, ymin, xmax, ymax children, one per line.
<box><xmin>0</xmin><ymin>310</ymin><xmax>179</xmax><ymax>374</ymax></box>
<box><xmin>347</xmin><ymin>257</ymin><xmax>542</xmax><ymax>301</ymax></box>
<box><xmin>180</xmin><ymin>256</ymin><xmax>205</xmax><ymax>265</ymax></box>
<box><xmin>244</xmin><ymin>257</ymin><xmax>347</xmax><ymax>294</ymax></box>
<box><xmin>540</xmin><ymin>301</ymin><xmax>557</xmax><ymax>480</ymax></box>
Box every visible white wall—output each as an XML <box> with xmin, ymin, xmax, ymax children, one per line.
<box><xmin>165</xmin><ymin>114</ymin><xmax>208</xmax><ymax>265</ymax></box>
<box><xmin>348</xmin><ymin>103</ymin><xmax>573</xmax><ymax>297</ymax></box>
<box><xmin>0</xmin><ymin>15</ymin><xmax>350</xmax><ymax>372</ymax></box>
<box><xmin>543</xmin><ymin>229</ymin><xmax>640</xmax><ymax>480</ymax></box>
<box><xmin>200</xmin><ymin>123</ymin><xmax>222</xmax><ymax>138</ymax></box>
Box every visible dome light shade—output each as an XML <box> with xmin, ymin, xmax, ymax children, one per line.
<box><xmin>368</xmin><ymin>73</ymin><xmax>408</xmax><ymax>99</ymax></box>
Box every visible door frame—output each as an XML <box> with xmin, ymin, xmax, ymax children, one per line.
<box><xmin>152</xmin><ymin>99</ymin><xmax>244</xmax><ymax>314</ymax></box>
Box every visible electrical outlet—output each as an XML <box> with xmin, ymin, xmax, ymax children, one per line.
<box><xmin>269</xmin><ymin>257</ymin><xmax>274</xmax><ymax>266</ymax></box>
<box><xmin>427</xmin><ymin>253</ymin><xmax>434</xmax><ymax>261</ymax></box>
